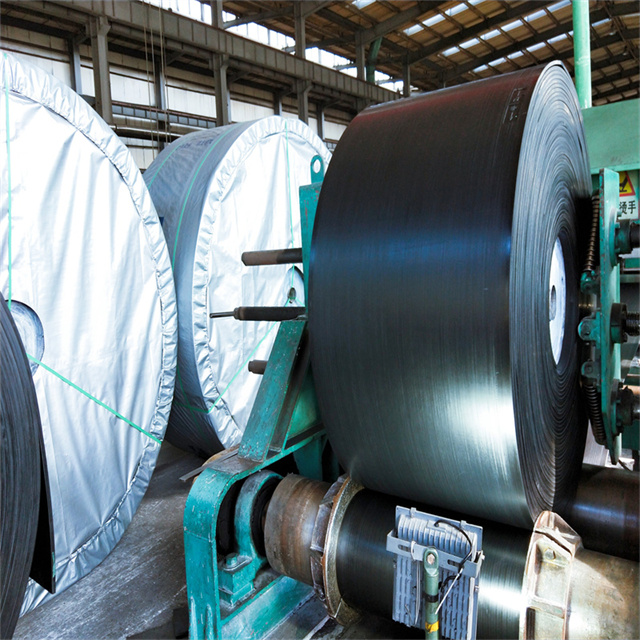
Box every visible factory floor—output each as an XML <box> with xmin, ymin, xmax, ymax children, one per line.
<box><xmin>14</xmin><ymin>443</ymin><xmax>416</xmax><ymax>640</ymax></box>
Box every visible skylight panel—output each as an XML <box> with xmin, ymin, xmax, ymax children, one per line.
<box><xmin>547</xmin><ymin>34</ymin><xmax>567</xmax><ymax>45</ymax></box>
<box><xmin>353</xmin><ymin>0</ymin><xmax>375</xmax><ymax>8</ymax></box>
<box><xmin>473</xmin><ymin>64</ymin><xmax>489</xmax><ymax>72</ymax></box>
<box><xmin>507</xmin><ymin>51</ymin><xmax>525</xmax><ymax>59</ymax></box>
<box><xmin>460</xmin><ymin>37</ymin><xmax>480</xmax><ymax>48</ymax></box>
<box><xmin>501</xmin><ymin>19</ymin><xmax>523</xmax><ymax>31</ymax></box>
<box><xmin>446</xmin><ymin>3</ymin><xmax>467</xmax><ymax>16</ymax></box>
<box><xmin>524</xmin><ymin>9</ymin><xmax>547</xmax><ymax>22</ymax></box>
<box><xmin>548</xmin><ymin>0</ymin><xmax>571</xmax><ymax>12</ymax></box>
<box><xmin>404</xmin><ymin>24</ymin><xmax>424</xmax><ymax>36</ymax></box>
<box><xmin>528</xmin><ymin>42</ymin><xmax>547</xmax><ymax>52</ymax></box>
<box><xmin>480</xmin><ymin>29</ymin><xmax>501</xmax><ymax>40</ymax></box>
<box><xmin>489</xmin><ymin>57</ymin><xmax>507</xmax><ymax>66</ymax></box>
<box><xmin>442</xmin><ymin>46</ymin><xmax>460</xmax><ymax>56</ymax></box>
<box><xmin>592</xmin><ymin>18</ymin><xmax>611</xmax><ymax>28</ymax></box>
<box><xmin>423</xmin><ymin>13</ymin><xmax>446</xmax><ymax>27</ymax></box>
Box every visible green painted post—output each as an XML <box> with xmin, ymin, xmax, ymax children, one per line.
<box><xmin>573</xmin><ymin>0</ymin><xmax>592</xmax><ymax>109</ymax></box>
<box><xmin>423</xmin><ymin>548</ymin><xmax>439</xmax><ymax>640</ymax></box>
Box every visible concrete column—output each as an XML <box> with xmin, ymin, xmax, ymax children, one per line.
<box><xmin>355</xmin><ymin>32</ymin><xmax>365</xmax><ymax>82</ymax></box>
<box><xmin>212</xmin><ymin>54</ymin><xmax>231</xmax><ymax>126</ymax></box>
<box><xmin>210</xmin><ymin>0</ymin><xmax>224</xmax><ymax>28</ymax></box>
<box><xmin>296</xmin><ymin>80</ymin><xmax>311</xmax><ymax>124</ymax></box>
<box><xmin>316</xmin><ymin>102</ymin><xmax>325</xmax><ymax>140</ymax></box>
<box><xmin>68</xmin><ymin>37</ymin><xmax>83</xmax><ymax>95</ymax></box>
<box><xmin>294</xmin><ymin>3</ymin><xmax>306</xmax><ymax>59</ymax></box>
<box><xmin>89</xmin><ymin>16</ymin><xmax>112</xmax><ymax>124</ymax></box>
<box><xmin>402</xmin><ymin>58</ymin><xmax>411</xmax><ymax>98</ymax></box>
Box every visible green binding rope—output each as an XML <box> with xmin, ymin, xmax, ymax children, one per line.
<box><xmin>27</xmin><ymin>355</ymin><xmax>162</xmax><ymax>445</ymax></box>
<box><xmin>175</xmin><ymin>320</ymin><xmax>278</xmax><ymax>415</ymax></box>
<box><xmin>171</xmin><ymin>123</ymin><xmax>241</xmax><ymax>268</ymax></box>
<box><xmin>4</xmin><ymin>53</ymin><xmax>12</xmax><ymax>310</ymax></box>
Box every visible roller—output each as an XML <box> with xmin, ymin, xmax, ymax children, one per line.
<box><xmin>265</xmin><ymin>475</ymin><xmax>639</xmax><ymax>640</ymax></box>
<box><xmin>310</xmin><ymin>62</ymin><xmax>591</xmax><ymax>528</ymax></box>
<box><xmin>0</xmin><ymin>51</ymin><xmax>177</xmax><ymax>611</ymax></box>
<box><xmin>145</xmin><ymin>117</ymin><xmax>330</xmax><ymax>457</ymax></box>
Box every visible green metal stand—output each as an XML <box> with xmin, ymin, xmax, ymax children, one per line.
<box><xmin>184</xmin><ymin>157</ymin><xmax>329</xmax><ymax>640</ymax></box>
<box><xmin>579</xmin><ymin>168</ymin><xmax>639</xmax><ymax>462</ymax></box>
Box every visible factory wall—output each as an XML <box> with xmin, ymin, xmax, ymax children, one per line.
<box><xmin>1</xmin><ymin>23</ymin><xmax>348</xmax><ymax>169</ymax></box>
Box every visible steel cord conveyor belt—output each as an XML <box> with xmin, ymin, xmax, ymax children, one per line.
<box><xmin>0</xmin><ymin>294</ymin><xmax>41</xmax><ymax>638</ymax></box>
<box><xmin>310</xmin><ymin>62</ymin><xmax>591</xmax><ymax>528</ymax></box>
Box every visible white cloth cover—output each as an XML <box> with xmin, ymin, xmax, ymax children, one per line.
<box><xmin>0</xmin><ymin>51</ymin><xmax>177</xmax><ymax>612</ymax></box>
<box><xmin>145</xmin><ymin>117</ymin><xmax>330</xmax><ymax>456</ymax></box>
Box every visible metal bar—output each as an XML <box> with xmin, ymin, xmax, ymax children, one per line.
<box><xmin>248</xmin><ymin>360</ymin><xmax>267</xmax><ymax>375</ymax></box>
<box><xmin>573</xmin><ymin>0</ymin><xmax>592</xmax><ymax>109</ymax></box>
<box><xmin>242</xmin><ymin>248</ymin><xmax>303</xmax><ymax>266</ymax></box>
<box><xmin>210</xmin><ymin>307</ymin><xmax>306</xmax><ymax>321</ymax></box>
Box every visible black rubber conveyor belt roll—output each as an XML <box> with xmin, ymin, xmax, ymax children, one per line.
<box><xmin>310</xmin><ymin>62</ymin><xmax>591</xmax><ymax>528</ymax></box>
<box><xmin>0</xmin><ymin>294</ymin><xmax>41</xmax><ymax>638</ymax></box>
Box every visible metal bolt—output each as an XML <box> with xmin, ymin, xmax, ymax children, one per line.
<box><xmin>544</xmin><ymin>548</ymin><xmax>556</xmax><ymax>561</ymax></box>
<box><xmin>426</xmin><ymin>552</ymin><xmax>436</xmax><ymax>565</ymax></box>
<box><xmin>225</xmin><ymin>553</ymin><xmax>239</xmax><ymax>568</ymax></box>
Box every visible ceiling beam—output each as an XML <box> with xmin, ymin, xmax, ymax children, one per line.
<box><xmin>594</xmin><ymin>79</ymin><xmax>639</xmax><ymax>100</ymax></box>
<box><xmin>358</xmin><ymin>1</ymin><xmax>445</xmax><ymax>46</ymax></box>
<box><xmin>442</xmin><ymin>5</ymin><xmax>639</xmax><ymax>84</ymax></box>
<box><xmin>592</xmin><ymin>65</ymin><xmax>639</xmax><ymax>87</ymax></box>
<box><xmin>403</xmin><ymin>0</ymin><xmax>552</xmax><ymax>66</ymax></box>
<box><xmin>223</xmin><ymin>7</ymin><xmax>293</xmax><ymax>29</ymax></box>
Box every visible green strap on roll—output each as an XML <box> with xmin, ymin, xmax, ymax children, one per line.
<box><xmin>27</xmin><ymin>354</ymin><xmax>162</xmax><ymax>445</ymax></box>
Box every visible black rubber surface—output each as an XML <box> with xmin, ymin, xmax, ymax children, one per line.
<box><xmin>0</xmin><ymin>294</ymin><xmax>41</xmax><ymax>638</ymax></box>
<box><xmin>336</xmin><ymin>489</ymin><xmax>530</xmax><ymax>640</ymax></box>
<box><xmin>310</xmin><ymin>63</ymin><xmax>590</xmax><ymax>528</ymax></box>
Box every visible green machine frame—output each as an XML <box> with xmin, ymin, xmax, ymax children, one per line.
<box><xmin>182</xmin><ymin>103</ymin><xmax>640</xmax><ymax>640</ymax></box>
<box><xmin>183</xmin><ymin>156</ymin><xmax>334</xmax><ymax>640</ymax></box>
<box><xmin>581</xmin><ymin>100</ymin><xmax>640</xmax><ymax>459</ymax></box>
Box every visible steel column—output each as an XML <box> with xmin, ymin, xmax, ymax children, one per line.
<box><xmin>212</xmin><ymin>53</ymin><xmax>230</xmax><ymax>126</ymax></box>
<box><xmin>355</xmin><ymin>32</ymin><xmax>366</xmax><ymax>82</ymax></box>
<box><xmin>316</xmin><ymin>102</ymin><xmax>325</xmax><ymax>140</ymax></box>
<box><xmin>68</xmin><ymin>37</ymin><xmax>83</xmax><ymax>95</ymax></box>
<box><xmin>294</xmin><ymin>3</ymin><xmax>306</xmax><ymax>59</ymax></box>
<box><xmin>89</xmin><ymin>15</ymin><xmax>112</xmax><ymax>124</ymax></box>
<box><xmin>573</xmin><ymin>0</ymin><xmax>592</xmax><ymax>108</ymax></box>
<box><xmin>402</xmin><ymin>57</ymin><xmax>411</xmax><ymax>98</ymax></box>
<box><xmin>296</xmin><ymin>80</ymin><xmax>311</xmax><ymax>124</ymax></box>
<box><xmin>210</xmin><ymin>0</ymin><xmax>223</xmax><ymax>28</ymax></box>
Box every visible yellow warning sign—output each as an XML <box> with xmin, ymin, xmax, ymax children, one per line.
<box><xmin>619</xmin><ymin>171</ymin><xmax>636</xmax><ymax>197</ymax></box>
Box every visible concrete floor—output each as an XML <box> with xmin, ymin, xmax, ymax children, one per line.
<box><xmin>14</xmin><ymin>443</ymin><xmax>415</xmax><ymax>640</ymax></box>
<box><xmin>15</xmin><ymin>443</ymin><xmax>203</xmax><ymax>640</ymax></box>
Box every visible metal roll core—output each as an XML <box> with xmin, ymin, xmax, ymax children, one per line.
<box><xmin>310</xmin><ymin>63</ymin><xmax>591</xmax><ymax>528</ymax></box>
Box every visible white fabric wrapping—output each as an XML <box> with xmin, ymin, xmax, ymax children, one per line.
<box><xmin>146</xmin><ymin>117</ymin><xmax>330</xmax><ymax>456</ymax></box>
<box><xmin>0</xmin><ymin>51</ymin><xmax>177</xmax><ymax>612</ymax></box>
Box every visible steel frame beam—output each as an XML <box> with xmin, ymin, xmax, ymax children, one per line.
<box><xmin>8</xmin><ymin>1</ymin><xmax>395</xmax><ymax>106</ymax></box>
<box><xmin>595</xmin><ymin>79</ymin><xmax>639</xmax><ymax>100</ymax></box>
